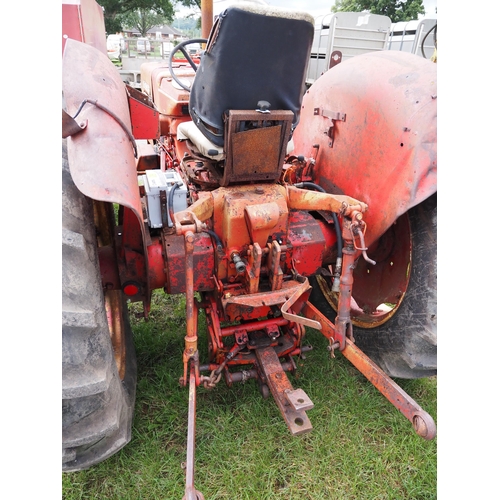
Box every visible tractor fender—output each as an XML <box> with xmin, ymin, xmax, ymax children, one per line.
<box><xmin>62</xmin><ymin>38</ymin><xmax>148</xmax><ymax>261</ymax></box>
<box><xmin>293</xmin><ymin>50</ymin><xmax>437</xmax><ymax>247</ymax></box>
<box><xmin>62</xmin><ymin>38</ymin><xmax>141</xmax><ymax>216</ymax></box>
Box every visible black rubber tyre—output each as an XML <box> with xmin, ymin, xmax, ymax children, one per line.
<box><xmin>310</xmin><ymin>194</ymin><xmax>437</xmax><ymax>379</ymax></box>
<box><xmin>62</xmin><ymin>140</ymin><xmax>137</xmax><ymax>471</ymax></box>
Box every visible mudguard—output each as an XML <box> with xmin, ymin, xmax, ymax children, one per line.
<box><xmin>62</xmin><ymin>38</ymin><xmax>148</xmax><ymax>263</ymax></box>
<box><xmin>292</xmin><ymin>50</ymin><xmax>437</xmax><ymax>247</ymax></box>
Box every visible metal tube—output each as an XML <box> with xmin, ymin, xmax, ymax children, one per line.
<box><xmin>182</xmin><ymin>231</ymin><xmax>198</xmax><ymax>386</ymax></box>
<box><xmin>220</xmin><ymin>317</ymin><xmax>289</xmax><ymax>337</ymax></box>
<box><xmin>201</xmin><ymin>0</ymin><xmax>214</xmax><ymax>39</ymax></box>
<box><xmin>341</xmin><ymin>338</ymin><xmax>436</xmax><ymax>440</ymax></box>
<box><xmin>182</xmin><ymin>362</ymin><xmax>205</xmax><ymax>500</ymax></box>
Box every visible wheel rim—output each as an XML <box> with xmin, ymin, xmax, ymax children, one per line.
<box><xmin>318</xmin><ymin>212</ymin><xmax>412</xmax><ymax>328</ymax></box>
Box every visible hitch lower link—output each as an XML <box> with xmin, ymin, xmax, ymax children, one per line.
<box><xmin>303</xmin><ymin>215</ymin><xmax>437</xmax><ymax>440</ymax></box>
<box><xmin>178</xmin><ymin>214</ymin><xmax>436</xmax><ymax>500</ymax></box>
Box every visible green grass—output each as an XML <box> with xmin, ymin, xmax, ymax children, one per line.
<box><xmin>62</xmin><ymin>291</ymin><xmax>437</xmax><ymax>499</ymax></box>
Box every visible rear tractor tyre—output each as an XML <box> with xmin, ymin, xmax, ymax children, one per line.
<box><xmin>62</xmin><ymin>140</ymin><xmax>137</xmax><ymax>470</ymax></box>
<box><xmin>310</xmin><ymin>194</ymin><xmax>437</xmax><ymax>379</ymax></box>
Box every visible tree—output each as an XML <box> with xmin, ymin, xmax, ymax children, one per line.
<box><xmin>122</xmin><ymin>8</ymin><xmax>173</xmax><ymax>36</ymax></box>
<box><xmin>177</xmin><ymin>0</ymin><xmax>200</xmax><ymax>8</ymax></box>
<box><xmin>99</xmin><ymin>0</ymin><xmax>175</xmax><ymax>34</ymax></box>
<box><xmin>333</xmin><ymin>0</ymin><xmax>425</xmax><ymax>23</ymax></box>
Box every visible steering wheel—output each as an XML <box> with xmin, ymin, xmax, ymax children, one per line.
<box><xmin>168</xmin><ymin>38</ymin><xmax>207</xmax><ymax>92</ymax></box>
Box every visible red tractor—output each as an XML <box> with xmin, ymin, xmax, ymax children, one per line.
<box><xmin>62</xmin><ymin>1</ymin><xmax>436</xmax><ymax>497</ymax></box>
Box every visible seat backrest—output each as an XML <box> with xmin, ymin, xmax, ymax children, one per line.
<box><xmin>189</xmin><ymin>3</ymin><xmax>315</xmax><ymax>147</ymax></box>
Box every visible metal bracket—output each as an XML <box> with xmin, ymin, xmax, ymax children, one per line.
<box><xmin>62</xmin><ymin>108</ymin><xmax>87</xmax><ymax>138</ymax></box>
<box><xmin>280</xmin><ymin>278</ymin><xmax>321</xmax><ymax>330</ymax></box>
<box><xmin>314</xmin><ymin>108</ymin><xmax>346</xmax><ymax>148</ymax></box>
<box><xmin>329</xmin><ymin>50</ymin><xmax>342</xmax><ymax>69</ymax></box>
<box><xmin>255</xmin><ymin>347</ymin><xmax>313</xmax><ymax>435</ymax></box>
<box><xmin>284</xmin><ymin>388</ymin><xmax>314</xmax><ymax>412</ymax></box>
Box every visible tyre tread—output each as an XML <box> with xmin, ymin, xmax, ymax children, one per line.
<box><xmin>62</xmin><ymin>139</ymin><xmax>136</xmax><ymax>471</ymax></box>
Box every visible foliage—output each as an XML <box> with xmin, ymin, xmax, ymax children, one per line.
<box><xmin>333</xmin><ymin>0</ymin><xmax>425</xmax><ymax>22</ymax></box>
<box><xmin>177</xmin><ymin>0</ymin><xmax>200</xmax><ymax>8</ymax></box>
<box><xmin>172</xmin><ymin>16</ymin><xmax>201</xmax><ymax>38</ymax></box>
<box><xmin>99</xmin><ymin>0</ymin><xmax>175</xmax><ymax>34</ymax></box>
<box><xmin>121</xmin><ymin>8</ymin><xmax>173</xmax><ymax>36</ymax></box>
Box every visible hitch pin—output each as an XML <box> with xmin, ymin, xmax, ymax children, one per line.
<box><xmin>350</xmin><ymin>224</ymin><xmax>376</xmax><ymax>266</ymax></box>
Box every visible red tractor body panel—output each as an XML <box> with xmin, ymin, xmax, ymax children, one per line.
<box><xmin>293</xmin><ymin>50</ymin><xmax>437</xmax><ymax>247</ymax></box>
<box><xmin>62</xmin><ymin>0</ymin><xmax>106</xmax><ymax>56</ymax></box>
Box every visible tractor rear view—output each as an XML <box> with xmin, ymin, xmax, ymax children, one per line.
<box><xmin>62</xmin><ymin>1</ymin><xmax>436</xmax><ymax>497</ymax></box>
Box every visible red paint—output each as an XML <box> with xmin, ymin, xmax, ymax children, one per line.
<box><xmin>293</xmin><ymin>51</ymin><xmax>437</xmax><ymax>248</ymax></box>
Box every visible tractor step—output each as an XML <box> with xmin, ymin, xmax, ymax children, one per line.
<box><xmin>255</xmin><ymin>346</ymin><xmax>313</xmax><ymax>435</ymax></box>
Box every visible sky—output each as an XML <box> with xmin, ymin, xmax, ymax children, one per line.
<box><xmin>175</xmin><ymin>0</ymin><xmax>438</xmax><ymax>20</ymax></box>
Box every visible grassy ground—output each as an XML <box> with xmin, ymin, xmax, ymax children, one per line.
<box><xmin>62</xmin><ymin>291</ymin><xmax>437</xmax><ymax>500</ymax></box>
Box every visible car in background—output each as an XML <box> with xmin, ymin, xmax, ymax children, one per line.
<box><xmin>106</xmin><ymin>34</ymin><xmax>124</xmax><ymax>60</ymax></box>
<box><xmin>137</xmin><ymin>38</ymin><xmax>152</xmax><ymax>53</ymax></box>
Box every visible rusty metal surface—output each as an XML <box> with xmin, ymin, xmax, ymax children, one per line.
<box><xmin>141</xmin><ymin>62</ymin><xmax>194</xmax><ymax>118</ymax></box>
<box><xmin>63</xmin><ymin>40</ymin><xmax>142</xmax><ymax>217</ymax></box>
<box><xmin>163</xmin><ymin>233</ymin><xmax>215</xmax><ymax>294</ymax></box>
<box><xmin>182</xmin><ymin>362</ymin><xmax>205</xmax><ymax>500</ymax></box>
<box><xmin>104</xmin><ymin>290</ymin><xmax>127</xmax><ymax>380</ymax></box>
<box><xmin>255</xmin><ymin>347</ymin><xmax>313</xmax><ymax>435</ymax></box>
<box><xmin>284</xmin><ymin>388</ymin><xmax>314</xmax><ymax>412</ymax></box>
<box><xmin>350</xmin><ymin>211</ymin><xmax>411</xmax><ymax>326</ymax></box>
<box><xmin>342</xmin><ymin>338</ymin><xmax>436</xmax><ymax>440</ymax></box>
<box><xmin>223</xmin><ymin>280</ymin><xmax>306</xmax><ymax>322</ymax></box>
<box><xmin>63</xmin><ymin>40</ymin><xmax>151</xmax><ymax>297</ymax></box>
<box><xmin>281</xmin><ymin>279</ymin><xmax>321</xmax><ymax>330</ymax></box>
<box><xmin>222</xmin><ymin>110</ymin><xmax>293</xmax><ymax>186</ymax></box>
<box><xmin>293</xmin><ymin>50</ymin><xmax>437</xmax><ymax>247</ymax></box>
<box><xmin>286</xmin><ymin>185</ymin><xmax>367</xmax><ymax>217</ymax></box>
<box><xmin>146</xmin><ymin>239</ymin><xmax>167</xmax><ymax>291</ymax></box>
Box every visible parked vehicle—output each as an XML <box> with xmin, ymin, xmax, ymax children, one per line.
<box><xmin>387</xmin><ymin>17</ymin><xmax>437</xmax><ymax>59</ymax></box>
<box><xmin>106</xmin><ymin>34</ymin><xmax>124</xmax><ymax>60</ymax></box>
<box><xmin>136</xmin><ymin>37</ymin><xmax>151</xmax><ymax>53</ymax></box>
<box><xmin>307</xmin><ymin>11</ymin><xmax>391</xmax><ymax>85</ymax></box>
<box><xmin>62</xmin><ymin>1</ymin><xmax>437</xmax><ymax>498</ymax></box>
<box><xmin>306</xmin><ymin>12</ymin><xmax>437</xmax><ymax>85</ymax></box>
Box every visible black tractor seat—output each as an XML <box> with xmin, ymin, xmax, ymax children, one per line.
<box><xmin>178</xmin><ymin>3</ymin><xmax>314</xmax><ymax>186</ymax></box>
